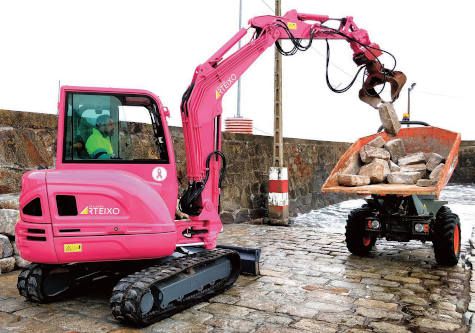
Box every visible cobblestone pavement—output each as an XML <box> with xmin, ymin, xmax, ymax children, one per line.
<box><xmin>0</xmin><ymin>224</ymin><xmax>472</xmax><ymax>333</ymax></box>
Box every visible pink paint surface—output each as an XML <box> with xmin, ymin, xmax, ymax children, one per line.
<box><xmin>17</xmin><ymin>10</ymin><xmax>390</xmax><ymax>264</ymax></box>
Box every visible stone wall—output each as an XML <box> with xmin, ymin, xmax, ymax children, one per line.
<box><xmin>0</xmin><ymin>110</ymin><xmax>57</xmax><ymax>193</ymax></box>
<box><xmin>170</xmin><ymin>127</ymin><xmax>352</xmax><ymax>222</ymax></box>
<box><xmin>1</xmin><ymin>109</ymin><xmax>473</xmax><ymax>223</ymax></box>
<box><xmin>452</xmin><ymin>141</ymin><xmax>475</xmax><ymax>183</ymax></box>
<box><xmin>0</xmin><ymin>109</ymin><xmax>351</xmax><ymax>222</ymax></box>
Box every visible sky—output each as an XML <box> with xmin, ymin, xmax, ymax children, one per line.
<box><xmin>0</xmin><ymin>0</ymin><xmax>473</xmax><ymax>141</ymax></box>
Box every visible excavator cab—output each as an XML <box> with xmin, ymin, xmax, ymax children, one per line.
<box><xmin>16</xmin><ymin>87</ymin><xmax>181</xmax><ymax>265</ymax></box>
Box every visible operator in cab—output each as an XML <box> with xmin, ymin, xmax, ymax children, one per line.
<box><xmin>86</xmin><ymin>115</ymin><xmax>115</xmax><ymax>159</ymax></box>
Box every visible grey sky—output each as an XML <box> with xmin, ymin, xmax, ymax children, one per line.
<box><xmin>0</xmin><ymin>0</ymin><xmax>473</xmax><ymax>141</ymax></box>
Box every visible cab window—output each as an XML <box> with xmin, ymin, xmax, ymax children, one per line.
<box><xmin>63</xmin><ymin>92</ymin><xmax>169</xmax><ymax>163</ymax></box>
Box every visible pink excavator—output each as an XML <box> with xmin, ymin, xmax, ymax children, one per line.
<box><xmin>15</xmin><ymin>10</ymin><xmax>405</xmax><ymax>325</ymax></box>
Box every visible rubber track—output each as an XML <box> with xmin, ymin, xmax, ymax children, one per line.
<box><xmin>17</xmin><ymin>264</ymin><xmax>47</xmax><ymax>302</ymax></box>
<box><xmin>110</xmin><ymin>248</ymin><xmax>240</xmax><ymax>326</ymax></box>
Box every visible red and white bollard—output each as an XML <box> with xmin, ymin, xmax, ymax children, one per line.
<box><xmin>268</xmin><ymin>167</ymin><xmax>289</xmax><ymax>225</ymax></box>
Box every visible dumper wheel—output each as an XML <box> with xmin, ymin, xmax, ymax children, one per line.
<box><xmin>345</xmin><ymin>206</ymin><xmax>376</xmax><ymax>256</ymax></box>
<box><xmin>432</xmin><ymin>206</ymin><xmax>461</xmax><ymax>266</ymax></box>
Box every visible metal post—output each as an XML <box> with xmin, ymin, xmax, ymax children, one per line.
<box><xmin>407</xmin><ymin>82</ymin><xmax>416</xmax><ymax>120</ymax></box>
<box><xmin>273</xmin><ymin>0</ymin><xmax>283</xmax><ymax>167</ymax></box>
<box><xmin>236</xmin><ymin>0</ymin><xmax>243</xmax><ymax>118</ymax></box>
<box><xmin>267</xmin><ymin>0</ymin><xmax>289</xmax><ymax>225</ymax></box>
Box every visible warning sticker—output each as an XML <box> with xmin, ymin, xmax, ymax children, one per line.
<box><xmin>64</xmin><ymin>243</ymin><xmax>82</xmax><ymax>253</ymax></box>
<box><xmin>287</xmin><ymin>22</ymin><xmax>297</xmax><ymax>30</ymax></box>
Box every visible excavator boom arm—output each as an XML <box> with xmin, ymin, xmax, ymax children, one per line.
<box><xmin>179</xmin><ymin>10</ymin><xmax>406</xmax><ymax>224</ymax></box>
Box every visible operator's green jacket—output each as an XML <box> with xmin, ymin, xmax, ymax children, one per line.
<box><xmin>86</xmin><ymin>128</ymin><xmax>113</xmax><ymax>158</ymax></box>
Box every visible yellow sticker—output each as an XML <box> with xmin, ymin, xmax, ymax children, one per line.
<box><xmin>287</xmin><ymin>22</ymin><xmax>297</xmax><ymax>30</ymax></box>
<box><xmin>64</xmin><ymin>243</ymin><xmax>82</xmax><ymax>253</ymax></box>
<box><xmin>79</xmin><ymin>207</ymin><xmax>89</xmax><ymax>215</ymax></box>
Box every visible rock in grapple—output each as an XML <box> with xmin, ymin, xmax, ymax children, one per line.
<box><xmin>378</xmin><ymin>103</ymin><xmax>401</xmax><ymax>136</ymax></box>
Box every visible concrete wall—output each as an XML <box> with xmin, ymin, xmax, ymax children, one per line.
<box><xmin>1</xmin><ymin>109</ymin><xmax>473</xmax><ymax>223</ymax></box>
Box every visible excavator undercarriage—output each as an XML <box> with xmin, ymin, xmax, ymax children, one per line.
<box><xmin>18</xmin><ymin>248</ymin><xmax>244</xmax><ymax>326</ymax></box>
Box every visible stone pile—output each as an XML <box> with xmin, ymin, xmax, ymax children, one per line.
<box><xmin>0</xmin><ymin>194</ymin><xmax>30</xmax><ymax>274</ymax></box>
<box><xmin>338</xmin><ymin>136</ymin><xmax>446</xmax><ymax>187</ymax></box>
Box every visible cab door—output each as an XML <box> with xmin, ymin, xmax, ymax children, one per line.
<box><xmin>49</xmin><ymin>87</ymin><xmax>178</xmax><ymax>237</ymax></box>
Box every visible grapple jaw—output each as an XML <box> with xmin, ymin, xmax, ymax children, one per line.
<box><xmin>359</xmin><ymin>60</ymin><xmax>407</xmax><ymax>109</ymax></box>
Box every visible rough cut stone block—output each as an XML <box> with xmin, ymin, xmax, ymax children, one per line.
<box><xmin>0</xmin><ymin>257</ymin><xmax>15</xmax><ymax>273</ymax></box>
<box><xmin>359</xmin><ymin>159</ymin><xmax>390</xmax><ymax>183</ymax></box>
<box><xmin>0</xmin><ymin>209</ymin><xmax>18</xmax><ymax>236</ymax></box>
<box><xmin>416</xmin><ymin>179</ymin><xmax>438</xmax><ymax>187</ymax></box>
<box><xmin>378</xmin><ymin>103</ymin><xmax>401</xmax><ymax>136</ymax></box>
<box><xmin>400</xmin><ymin>163</ymin><xmax>427</xmax><ymax>172</ymax></box>
<box><xmin>12</xmin><ymin>241</ymin><xmax>19</xmax><ymax>255</ymax></box>
<box><xmin>0</xmin><ymin>194</ymin><xmax>19</xmax><ymax>210</ymax></box>
<box><xmin>426</xmin><ymin>153</ymin><xmax>444</xmax><ymax>171</ymax></box>
<box><xmin>0</xmin><ymin>234</ymin><xmax>13</xmax><ymax>258</ymax></box>
<box><xmin>338</xmin><ymin>174</ymin><xmax>371</xmax><ymax>187</ymax></box>
<box><xmin>367</xmin><ymin>136</ymin><xmax>386</xmax><ymax>148</ymax></box>
<box><xmin>0</xmin><ymin>168</ymin><xmax>23</xmax><ymax>194</ymax></box>
<box><xmin>400</xmin><ymin>163</ymin><xmax>427</xmax><ymax>178</ymax></box>
<box><xmin>15</xmin><ymin>255</ymin><xmax>31</xmax><ymax>269</ymax></box>
<box><xmin>341</xmin><ymin>153</ymin><xmax>361</xmax><ymax>175</ymax></box>
<box><xmin>235</xmin><ymin>208</ymin><xmax>251</xmax><ymax>224</ymax></box>
<box><xmin>398</xmin><ymin>152</ymin><xmax>426</xmax><ymax>166</ymax></box>
<box><xmin>220</xmin><ymin>211</ymin><xmax>234</xmax><ymax>224</ymax></box>
<box><xmin>360</xmin><ymin>145</ymin><xmax>390</xmax><ymax>164</ymax></box>
<box><xmin>429</xmin><ymin>163</ymin><xmax>445</xmax><ymax>180</ymax></box>
<box><xmin>384</xmin><ymin>139</ymin><xmax>406</xmax><ymax>163</ymax></box>
<box><xmin>389</xmin><ymin>161</ymin><xmax>401</xmax><ymax>172</ymax></box>
<box><xmin>387</xmin><ymin>172</ymin><xmax>422</xmax><ymax>184</ymax></box>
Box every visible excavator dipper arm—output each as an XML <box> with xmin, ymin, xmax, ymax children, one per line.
<box><xmin>179</xmin><ymin>10</ymin><xmax>406</xmax><ymax>249</ymax></box>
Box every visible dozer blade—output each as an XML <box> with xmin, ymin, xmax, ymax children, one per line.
<box><xmin>110</xmin><ymin>248</ymin><xmax>241</xmax><ymax>326</ymax></box>
<box><xmin>217</xmin><ymin>244</ymin><xmax>261</xmax><ymax>276</ymax></box>
<box><xmin>359</xmin><ymin>60</ymin><xmax>407</xmax><ymax>109</ymax></box>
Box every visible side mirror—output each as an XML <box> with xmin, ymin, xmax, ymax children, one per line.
<box><xmin>163</xmin><ymin>107</ymin><xmax>170</xmax><ymax>118</ymax></box>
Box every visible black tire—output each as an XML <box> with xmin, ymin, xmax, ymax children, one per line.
<box><xmin>345</xmin><ymin>206</ymin><xmax>377</xmax><ymax>256</ymax></box>
<box><xmin>432</xmin><ymin>206</ymin><xmax>461</xmax><ymax>266</ymax></box>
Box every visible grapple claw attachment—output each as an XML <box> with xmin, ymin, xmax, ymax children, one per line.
<box><xmin>359</xmin><ymin>60</ymin><xmax>407</xmax><ymax>109</ymax></box>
